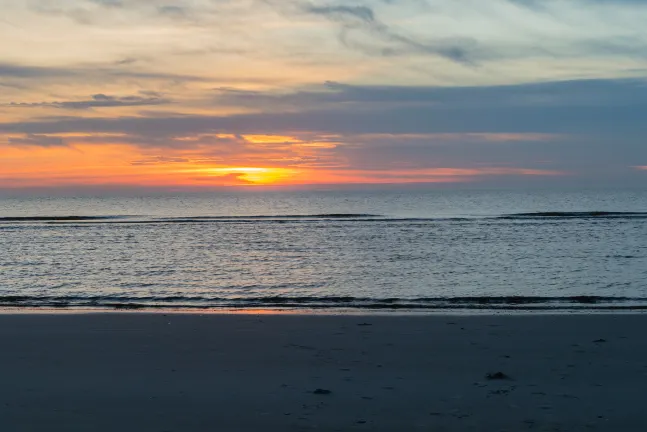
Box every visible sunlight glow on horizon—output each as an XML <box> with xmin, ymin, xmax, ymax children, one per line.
<box><xmin>0</xmin><ymin>134</ymin><xmax>575</xmax><ymax>189</ymax></box>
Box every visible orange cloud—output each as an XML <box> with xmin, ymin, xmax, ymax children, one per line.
<box><xmin>0</xmin><ymin>132</ymin><xmax>566</xmax><ymax>189</ymax></box>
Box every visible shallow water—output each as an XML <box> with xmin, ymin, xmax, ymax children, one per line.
<box><xmin>1</xmin><ymin>190</ymin><xmax>647</xmax><ymax>310</ymax></box>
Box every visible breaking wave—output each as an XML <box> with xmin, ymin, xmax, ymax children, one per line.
<box><xmin>498</xmin><ymin>212</ymin><xmax>647</xmax><ymax>220</ymax></box>
<box><xmin>2</xmin><ymin>295</ymin><xmax>647</xmax><ymax>311</ymax></box>
<box><xmin>3</xmin><ymin>211</ymin><xmax>647</xmax><ymax>225</ymax></box>
<box><xmin>0</xmin><ymin>216</ymin><xmax>129</xmax><ymax>222</ymax></box>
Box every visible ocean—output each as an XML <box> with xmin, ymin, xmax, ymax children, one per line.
<box><xmin>1</xmin><ymin>189</ymin><xmax>647</xmax><ymax>311</ymax></box>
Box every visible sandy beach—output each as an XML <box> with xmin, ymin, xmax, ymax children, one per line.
<box><xmin>1</xmin><ymin>312</ymin><xmax>646</xmax><ymax>431</ymax></box>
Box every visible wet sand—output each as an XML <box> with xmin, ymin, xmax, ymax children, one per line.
<box><xmin>1</xmin><ymin>313</ymin><xmax>646</xmax><ymax>431</ymax></box>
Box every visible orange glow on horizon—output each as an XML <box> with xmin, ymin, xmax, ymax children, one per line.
<box><xmin>183</xmin><ymin>167</ymin><xmax>300</xmax><ymax>185</ymax></box>
<box><xmin>0</xmin><ymin>137</ymin><xmax>567</xmax><ymax>189</ymax></box>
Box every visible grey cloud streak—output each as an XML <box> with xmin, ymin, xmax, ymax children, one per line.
<box><xmin>215</xmin><ymin>78</ymin><xmax>647</xmax><ymax>109</ymax></box>
<box><xmin>0</xmin><ymin>61</ymin><xmax>208</xmax><ymax>83</ymax></box>
<box><xmin>0</xmin><ymin>63</ymin><xmax>72</xmax><ymax>78</ymax></box>
<box><xmin>6</xmin><ymin>134</ymin><xmax>68</xmax><ymax>148</ymax></box>
<box><xmin>301</xmin><ymin>3</ymin><xmax>479</xmax><ymax>64</ymax></box>
<box><xmin>8</xmin><ymin>93</ymin><xmax>171</xmax><ymax>110</ymax></box>
<box><xmin>3</xmin><ymin>78</ymin><xmax>647</xmax><ymax>136</ymax></box>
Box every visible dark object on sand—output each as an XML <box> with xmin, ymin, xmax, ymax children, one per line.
<box><xmin>313</xmin><ymin>389</ymin><xmax>332</xmax><ymax>395</ymax></box>
<box><xmin>486</xmin><ymin>372</ymin><xmax>511</xmax><ymax>380</ymax></box>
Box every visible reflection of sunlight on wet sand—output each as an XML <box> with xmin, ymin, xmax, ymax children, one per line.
<box><xmin>226</xmin><ymin>309</ymin><xmax>302</xmax><ymax>315</ymax></box>
<box><xmin>0</xmin><ymin>307</ymin><xmax>332</xmax><ymax>316</ymax></box>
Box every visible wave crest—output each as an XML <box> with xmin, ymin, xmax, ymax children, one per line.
<box><xmin>2</xmin><ymin>295</ymin><xmax>646</xmax><ymax>311</ymax></box>
<box><xmin>499</xmin><ymin>211</ymin><xmax>647</xmax><ymax>220</ymax></box>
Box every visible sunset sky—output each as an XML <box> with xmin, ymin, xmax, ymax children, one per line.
<box><xmin>1</xmin><ymin>0</ymin><xmax>647</xmax><ymax>192</ymax></box>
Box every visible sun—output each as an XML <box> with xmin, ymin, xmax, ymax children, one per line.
<box><xmin>188</xmin><ymin>167</ymin><xmax>299</xmax><ymax>185</ymax></box>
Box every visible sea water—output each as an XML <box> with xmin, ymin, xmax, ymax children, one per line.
<box><xmin>1</xmin><ymin>189</ymin><xmax>646</xmax><ymax>310</ymax></box>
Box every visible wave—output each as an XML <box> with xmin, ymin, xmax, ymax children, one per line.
<box><xmin>0</xmin><ymin>214</ymin><xmax>384</xmax><ymax>224</ymax></box>
<box><xmin>2</xmin><ymin>294</ymin><xmax>647</xmax><ymax>311</ymax></box>
<box><xmin>169</xmin><ymin>214</ymin><xmax>382</xmax><ymax>219</ymax></box>
<box><xmin>3</xmin><ymin>211</ymin><xmax>647</xmax><ymax>225</ymax></box>
<box><xmin>498</xmin><ymin>211</ymin><xmax>647</xmax><ymax>220</ymax></box>
<box><xmin>0</xmin><ymin>216</ymin><xmax>128</xmax><ymax>222</ymax></box>
<box><xmin>152</xmin><ymin>214</ymin><xmax>386</xmax><ymax>223</ymax></box>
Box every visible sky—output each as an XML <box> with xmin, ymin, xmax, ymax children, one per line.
<box><xmin>1</xmin><ymin>0</ymin><xmax>647</xmax><ymax>192</ymax></box>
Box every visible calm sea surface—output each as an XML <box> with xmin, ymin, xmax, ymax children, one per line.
<box><xmin>2</xmin><ymin>190</ymin><xmax>647</xmax><ymax>311</ymax></box>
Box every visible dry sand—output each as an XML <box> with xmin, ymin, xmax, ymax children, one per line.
<box><xmin>1</xmin><ymin>312</ymin><xmax>646</xmax><ymax>431</ymax></box>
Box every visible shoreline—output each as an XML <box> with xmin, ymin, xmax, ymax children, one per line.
<box><xmin>3</xmin><ymin>305</ymin><xmax>647</xmax><ymax>316</ymax></box>
<box><xmin>3</xmin><ymin>295</ymin><xmax>647</xmax><ymax>315</ymax></box>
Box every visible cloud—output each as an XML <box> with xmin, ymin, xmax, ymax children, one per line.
<box><xmin>302</xmin><ymin>3</ymin><xmax>479</xmax><ymax>64</ymax></box>
<box><xmin>190</xmin><ymin>172</ymin><xmax>255</xmax><ymax>185</ymax></box>
<box><xmin>0</xmin><ymin>63</ymin><xmax>72</xmax><ymax>78</ymax></box>
<box><xmin>157</xmin><ymin>5</ymin><xmax>188</xmax><ymax>17</ymax></box>
<box><xmin>0</xmin><ymin>61</ymin><xmax>208</xmax><ymax>83</ymax></box>
<box><xmin>2</xmin><ymin>76</ymin><xmax>645</xmax><ymax>182</ymax></box>
<box><xmin>215</xmin><ymin>78</ymin><xmax>647</xmax><ymax>110</ymax></box>
<box><xmin>6</xmin><ymin>134</ymin><xmax>68</xmax><ymax>147</ymax></box>
<box><xmin>8</xmin><ymin>93</ymin><xmax>171</xmax><ymax>110</ymax></box>
<box><xmin>27</xmin><ymin>0</ymin><xmax>255</xmax><ymax>27</ymax></box>
<box><xmin>4</xmin><ymin>78</ymin><xmax>647</xmax><ymax>137</ymax></box>
<box><xmin>89</xmin><ymin>0</ymin><xmax>124</xmax><ymax>7</ymax></box>
<box><xmin>510</xmin><ymin>0</ymin><xmax>647</xmax><ymax>9</ymax></box>
<box><xmin>130</xmin><ymin>156</ymin><xmax>190</xmax><ymax>165</ymax></box>
<box><xmin>305</xmin><ymin>5</ymin><xmax>376</xmax><ymax>23</ymax></box>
